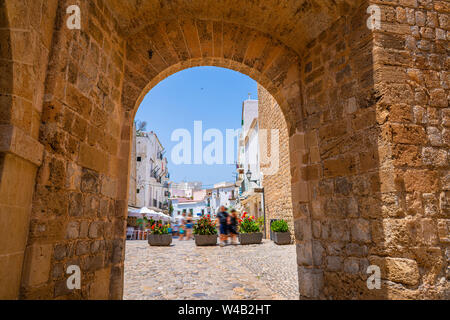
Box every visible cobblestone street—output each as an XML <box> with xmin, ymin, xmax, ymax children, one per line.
<box><xmin>124</xmin><ymin>239</ymin><xmax>299</xmax><ymax>300</ymax></box>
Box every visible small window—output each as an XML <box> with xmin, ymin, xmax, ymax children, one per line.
<box><xmin>136</xmin><ymin>189</ymin><xmax>140</xmax><ymax>194</ymax></box>
<box><xmin>137</xmin><ymin>157</ymin><xmax>142</xmax><ymax>162</ymax></box>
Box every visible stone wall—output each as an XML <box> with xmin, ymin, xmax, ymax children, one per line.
<box><xmin>20</xmin><ymin>0</ymin><xmax>127</xmax><ymax>299</ymax></box>
<box><xmin>0</xmin><ymin>0</ymin><xmax>59</xmax><ymax>299</ymax></box>
<box><xmin>291</xmin><ymin>2</ymin><xmax>381</xmax><ymax>299</ymax></box>
<box><xmin>128</xmin><ymin>122</ymin><xmax>136</xmax><ymax>207</ymax></box>
<box><xmin>257</xmin><ymin>85</ymin><xmax>294</xmax><ymax>240</ymax></box>
<box><xmin>290</xmin><ymin>0</ymin><xmax>449</xmax><ymax>299</ymax></box>
<box><xmin>371</xmin><ymin>0</ymin><xmax>449</xmax><ymax>299</ymax></box>
<box><xmin>0</xmin><ymin>0</ymin><xmax>447</xmax><ymax>300</ymax></box>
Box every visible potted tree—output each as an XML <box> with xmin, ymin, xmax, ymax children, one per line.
<box><xmin>193</xmin><ymin>215</ymin><xmax>218</xmax><ymax>246</ymax></box>
<box><xmin>238</xmin><ymin>213</ymin><xmax>263</xmax><ymax>245</ymax></box>
<box><xmin>271</xmin><ymin>219</ymin><xmax>291</xmax><ymax>245</ymax></box>
<box><xmin>148</xmin><ymin>219</ymin><xmax>172</xmax><ymax>246</ymax></box>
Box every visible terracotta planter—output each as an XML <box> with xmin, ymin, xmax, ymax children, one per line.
<box><xmin>273</xmin><ymin>232</ymin><xmax>291</xmax><ymax>245</ymax></box>
<box><xmin>148</xmin><ymin>234</ymin><xmax>172</xmax><ymax>246</ymax></box>
<box><xmin>194</xmin><ymin>234</ymin><xmax>218</xmax><ymax>246</ymax></box>
<box><xmin>239</xmin><ymin>232</ymin><xmax>263</xmax><ymax>245</ymax></box>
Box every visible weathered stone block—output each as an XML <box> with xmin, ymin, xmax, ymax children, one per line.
<box><xmin>298</xmin><ymin>267</ymin><xmax>323</xmax><ymax>299</ymax></box>
<box><xmin>89</xmin><ymin>268</ymin><xmax>111</xmax><ymax>300</ymax></box>
<box><xmin>326</xmin><ymin>256</ymin><xmax>343</xmax><ymax>271</ymax></box>
<box><xmin>403</xmin><ymin>169</ymin><xmax>439</xmax><ymax>193</ymax></box>
<box><xmin>21</xmin><ymin>244</ymin><xmax>52</xmax><ymax>287</ymax></box>
<box><xmin>343</xmin><ymin>257</ymin><xmax>360</xmax><ymax>274</ymax></box>
<box><xmin>330</xmin><ymin>222</ymin><xmax>350</xmax><ymax>241</ymax></box>
<box><xmin>51</xmin><ymin>263</ymin><xmax>64</xmax><ymax>280</ymax></box>
<box><xmin>312</xmin><ymin>240</ymin><xmax>324</xmax><ymax>266</ymax></box>
<box><xmin>390</xmin><ymin>124</ymin><xmax>427</xmax><ymax>145</ymax></box>
<box><xmin>429</xmin><ymin>88</ymin><xmax>448</xmax><ymax>107</ymax></box>
<box><xmin>296</xmin><ymin>242</ymin><xmax>313</xmax><ymax>266</ymax></box>
<box><xmin>422</xmin><ymin>147</ymin><xmax>448</xmax><ymax>166</ymax></box>
<box><xmin>68</xmin><ymin>192</ymin><xmax>83</xmax><ymax>217</ymax></box>
<box><xmin>65</xmin><ymin>221</ymin><xmax>80</xmax><ymax>239</ymax></box>
<box><xmin>109</xmin><ymin>266</ymin><xmax>123</xmax><ymax>300</ymax></box>
<box><xmin>345</xmin><ymin>243</ymin><xmax>368</xmax><ymax>257</ymax></box>
<box><xmin>82</xmin><ymin>254</ymin><xmax>104</xmax><ymax>272</ymax></box>
<box><xmin>427</xmin><ymin>126</ymin><xmax>443</xmax><ymax>146</ymax></box>
<box><xmin>88</xmin><ymin>221</ymin><xmax>103</xmax><ymax>239</ymax></box>
<box><xmin>53</xmin><ymin>244</ymin><xmax>67</xmax><ymax>261</ymax></box>
<box><xmin>371</xmin><ymin>257</ymin><xmax>420</xmax><ymax>286</ymax></box>
<box><xmin>323</xmin><ymin>156</ymin><xmax>356</xmax><ymax>178</ymax></box>
<box><xmin>81</xmin><ymin>168</ymin><xmax>100</xmax><ymax>193</ymax></box>
<box><xmin>294</xmin><ymin>217</ymin><xmax>312</xmax><ymax>241</ymax></box>
<box><xmin>54</xmin><ymin>279</ymin><xmax>72</xmax><ymax>298</ymax></box>
<box><xmin>437</xmin><ymin>219</ymin><xmax>449</xmax><ymax>243</ymax></box>
<box><xmin>76</xmin><ymin>241</ymin><xmax>90</xmax><ymax>256</ymax></box>
<box><xmin>351</xmin><ymin>219</ymin><xmax>371</xmax><ymax>243</ymax></box>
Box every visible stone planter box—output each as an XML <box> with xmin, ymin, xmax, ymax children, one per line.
<box><xmin>194</xmin><ymin>234</ymin><xmax>218</xmax><ymax>246</ymax></box>
<box><xmin>273</xmin><ymin>232</ymin><xmax>291</xmax><ymax>245</ymax></box>
<box><xmin>239</xmin><ymin>232</ymin><xmax>263</xmax><ymax>245</ymax></box>
<box><xmin>148</xmin><ymin>234</ymin><xmax>172</xmax><ymax>246</ymax></box>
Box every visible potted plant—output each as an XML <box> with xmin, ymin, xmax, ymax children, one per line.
<box><xmin>148</xmin><ymin>219</ymin><xmax>172</xmax><ymax>246</ymax></box>
<box><xmin>136</xmin><ymin>215</ymin><xmax>149</xmax><ymax>230</ymax></box>
<box><xmin>271</xmin><ymin>219</ymin><xmax>291</xmax><ymax>245</ymax></box>
<box><xmin>238</xmin><ymin>212</ymin><xmax>263</xmax><ymax>245</ymax></box>
<box><xmin>193</xmin><ymin>215</ymin><xmax>218</xmax><ymax>246</ymax></box>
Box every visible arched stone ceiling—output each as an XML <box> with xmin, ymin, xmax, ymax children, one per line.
<box><xmin>121</xmin><ymin>19</ymin><xmax>304</xmax><ymax>135</ymax></box>
<box><xmin>105</xmin><ymin>0</ymin><xmax>363</xmax><ymax>54</ymax></box>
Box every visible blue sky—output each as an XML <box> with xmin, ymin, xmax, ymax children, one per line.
<box><xmin>134</xmin><ymin>66</ymin><xmax>258</xmax><ymax>188</ymax></box>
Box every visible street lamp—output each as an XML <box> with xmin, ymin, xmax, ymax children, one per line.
<box><xmin>245</xmin><ymin>169</ymin><xmax>267</xmax><ymax>239</ymax></box>
<box><xmin>246</xmin><ymin>169</ymin><xmax>258</xmax><ymax>183</ymax></box>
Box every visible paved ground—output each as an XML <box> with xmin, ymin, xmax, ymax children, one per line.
<box><xmin>124</xmin><ymin>239</ymin><xmax>299</xmax><ymax>300</ymax></box>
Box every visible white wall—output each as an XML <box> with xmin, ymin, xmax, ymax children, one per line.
<box><xmin>172</xmin><ymin>200</ymin><xmax>209</xmax><ymax>217</ymax></box>
<box><xmin>209</xmin><ymin>185</ymin><xmax>235</xmax><ymax>214</ymax></box>
<box><xmin>240</xmin><ymin>99</ymin><xmax>261</xmax><ymax>190</ymax></box>
<box><xmin>135</xmin><ymin>132</ymin><xmax>169</xmax><ymax>209</ymax></box>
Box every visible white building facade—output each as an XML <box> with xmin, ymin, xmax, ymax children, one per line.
<box><xmin>206</xmin><ymin>182</ymin><xmax>238</xmax><ymax>216</ymax></box>
<box><xmin>236</xmin><ymin>98</ymin><xmax>264</xmax><ymax>219</ymax></box>
<box><xmin>171</xmin><ymin>198</ymin><xmax>210</xmax><ymax>219</ymax></box>
<box><xmin>169</xmin><ymin>181</ymin><xmax>202</xmax><ymax>199</ymax></box>
<box><xmin>134</xmin><ymin>131</ymin><xmax>170</xmax><ymax>211</ymax></box>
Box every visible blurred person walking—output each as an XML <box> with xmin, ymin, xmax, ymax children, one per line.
<box><xmin>179</xmin><ymin>212</ymin><xmax>186</xmax><ymax>241</ymax></box>
<box><xmin>229</xmin><ymin>209</ymin><xmax>239</xmax><ymax>245</ymax></box>
<box><xmin>216</xmin><ymin>206</ymin><xmax>230</xmax><ymax>247</ymax></box>
<box><xmin>185</xmin><ymin>213</ymin><xmax>194</xmax><ymax>240</ymax></box>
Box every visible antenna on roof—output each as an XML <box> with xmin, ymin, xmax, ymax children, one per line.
<box><xmin>248</xmin><ymin>93</ymin><xmax>251</xmax><ymax>100</ymax></box>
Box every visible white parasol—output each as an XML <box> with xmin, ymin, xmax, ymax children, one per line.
<box><xmin>138</xmin><ymin>207</ymin><xmax>159</xmax><ymax>220</ymax></box>
<box><xmin>127</xmin><ymin>207</ymin><xmax>142</xmax><ymax>217</ymax></box>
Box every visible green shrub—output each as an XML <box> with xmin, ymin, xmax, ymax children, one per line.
<box><xmin>271</xmin><ymin>219</ymin><xmax>289</xmax><ymax>233</ymax></box>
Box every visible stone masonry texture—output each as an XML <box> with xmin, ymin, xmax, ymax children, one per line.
<box><xmin>258</xmin><ymin>85</ymin><xmax>295</xmax><ymax>241</ymax></box>
<box><xmin>0</xmin><ymin>0</ymin><xmax>448</xmax><ymax>300</ymax></box>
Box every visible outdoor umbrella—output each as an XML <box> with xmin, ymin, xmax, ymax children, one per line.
<box><xmin>127</xmin><ymin>207</ymin><xmax>142</xmax><ymax>217</ymax></box>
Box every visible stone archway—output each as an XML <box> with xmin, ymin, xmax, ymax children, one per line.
<box><xmin>0</xmin><ymin>0</ymin><xmax>448</xmax><ymax>300</ymax></box>
<box><xmin>0</xmin><ymin>0</ymin><xmax>58</xmax><ymax>299</ymax></box>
